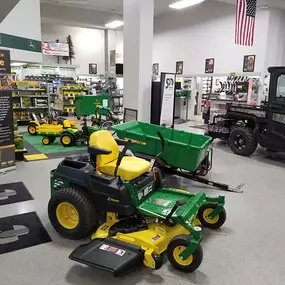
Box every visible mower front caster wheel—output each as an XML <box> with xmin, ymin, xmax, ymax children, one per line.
<box><xmin>167</xmin><ymin>235</ymin><xmax>203</xmax><ymax>273</ymax></box>
<box><xmin>48</xmin><ymin>186</ymin><xmax>98</xmax><ymax>240</ymax></box>
<box><xmin>198</xmin><ymin>203</ymin><xmax>226</xmax><ymax>229</ymax></box>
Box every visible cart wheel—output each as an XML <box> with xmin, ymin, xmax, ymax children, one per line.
<box><xmin>60</xmin><ymin>133</ymin><xmax>74</xmax><ymax>147</ymax></box>
<box><xmin>48</xmin><ymin>186</ymin><xmax>98</xmax><ymax>240</ymax></box>
<box><xmin>152</xmin><ymin>254</ymin><xmax>163</xmax><ymax>270</ymax></box>
<box><xmin>167</xmin><ymin>235</ymin><xmax>203</xmax><ymax>273</ymax></box>
<box><xmin>28</xmin><ymin>124</ymin><xmax>37</xmax><ymax>135</ymax></box>
<box><xmin>42</xmin><ymin>136</ymin><xmax>51</xmax><ymax>145</ymax></box>
<box><xmin>198</xmin><ymin>203</ymin><xmax>226</xmax><ymax>229</ymax></box>
<box><xmin>102</xmin><ymin>121</ymin><xmax>114</xmax><ymax>130</ymax></box>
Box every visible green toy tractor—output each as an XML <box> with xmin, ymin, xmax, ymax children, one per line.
<box><xmin>60</xmin><ymin>117</ymin><xmax>99</xmax><ymax>147</ymax></box>
<box><xmin>48</xmin><ymin>130</ymin><xmax>226</xmax><ymax>276</ymax></box>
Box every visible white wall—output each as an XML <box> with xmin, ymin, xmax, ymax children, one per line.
<box><xmin>264</xmin><ymin>9</ymin><xmax>285</xmax><ymax>68</ymax></box>
<box><xmin>41</xmin><ymin>23</ymin><xmax>105</xmax><ymax>75</ymax></box>
<box><xmin>153</xmin><ymin>1</ymin><xmax>270</xmax><ymax>75</ymax></box>
<box><xmin>0</xmin><ymin>0</ymin><xmax>42</xmax><ymax>63</ymax></box>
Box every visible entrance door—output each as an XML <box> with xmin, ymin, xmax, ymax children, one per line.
<box><xmin>268</xmin><ymin>68</ymin><xmax>285</xmax><ymax>143</ymax></box>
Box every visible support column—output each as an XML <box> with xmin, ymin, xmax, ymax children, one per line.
<box><xmin>123</xmin><ymin>0</ymin><xmax>154</xmax><ymax>122</ymax></box>
<box><xmin>104</xmin><ymin>29</ymin><xmax>109</xmax><ymax>80</ymax></box>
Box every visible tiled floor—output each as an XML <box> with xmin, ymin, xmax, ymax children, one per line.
<box><xmin>1</xmin><ymin>120</ymin><xmax>285</xmax><ymax>285</ymax></box>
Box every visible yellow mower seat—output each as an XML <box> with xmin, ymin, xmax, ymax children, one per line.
<box><xmin>89</xmin><ymin>131</ymin><xmax>151</xmax><ymax>181</ymax></box>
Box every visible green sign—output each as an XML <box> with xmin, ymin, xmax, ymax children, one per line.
<box><xmin>23</xmin><ymin>65</ymin><xmax>40</xmax><ymax>69</ymax></box>
<box><xmin>42</xmin><ymin>66</ymin><xmax>56</xmax><ymax>70</ymax></box>
<box><xmin>230</xmin><ymin>72</ymin><xmax>237</xmax><ymax>77</ymax></box>
<box><xmin>60</xmin><ymin>67</ymin><xmax>75</xmax><ymax>71</ymax></box>
<box><xmin>0</xmin><ymin>33</ymin><xmax>42</xmax><ymax>53</ymax></box>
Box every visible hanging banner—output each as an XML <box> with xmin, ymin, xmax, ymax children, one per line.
<box><xmin>160</xmin><ymin>73</ymin><xmax>176</xmax><ymax>128</ymax></box>
<box><xmin>0</xmin><ymin>49</ymin><xmax>15</xmax><ymax>171</ymax></box>
<box><xmin>42</xmin><ymin>42</ymin><xmax>69</xmax><ymax>56</ymax></box>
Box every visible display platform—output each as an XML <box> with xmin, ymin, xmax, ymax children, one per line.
<box><xmin>0</xmin><ymin>212</ymin><xmax>52</xmax><ymax>255</ymax></box>
<box><xmin>22</xmin><ymin>133</ymin><xmax>87</xmax><ymax>161</ymax></box>
<box><xmin>0</xmin><ymin>182</ymin><xmax>33</xmax><ymax>206</ymax></box>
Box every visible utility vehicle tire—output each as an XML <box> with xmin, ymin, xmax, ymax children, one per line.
<box><xmin>228</xmin><ymin>126</ymin><xmax>257</xmax><ymax>156</ymax></box>
<box><xmin>48</xmin><ymin>186</ymin><xmax>98</xmax><ymax>240</ymax></box>
<box><xmin>198</xmin><ymin>203</ymin><xmax>226</xmax><ymax>229</ymax></box>
<box><xmin>60</xmin><ymin>133</ymin><xmax>74</xmax><ymax>147</ymax></box>
<box><xmin>28</xmin><ymin>124</ymin><xmax>37</xmax><ymax>135</ymax></box>
<box><xmin>167</xmin><ymin>235</ymin><xmax>203</xmax><ymax>273</ymax></box>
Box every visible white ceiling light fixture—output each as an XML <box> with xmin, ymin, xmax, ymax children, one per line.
<box><xmin>169</xmin><ymin>0</ymin><xmax>205</xmax><ymax>10</ymax></box>
<box><xmin>105</xmin><ymin>20</ymin><xmax>124</xmax><ymax>29</ymax></box>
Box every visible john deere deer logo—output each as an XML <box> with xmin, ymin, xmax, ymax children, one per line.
<box><xmin>28</xmin><ymin>41</ymin><xmax>36</xmax><ymax>51</ymax></box>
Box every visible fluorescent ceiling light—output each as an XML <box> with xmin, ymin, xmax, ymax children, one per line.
<box><xmin>11</xmin><ymin>62</ymin><xmax>26</xmax><ymax>67</ymax></box>
<box><xmin>169</xmin><ymin>0</ymin><xmax>204</xmax><ymax>9</ymax></box>
<box><xmin>105</xmin><ymin>20</ymin><xmax>124</xmax><ymax>29</ymax></box>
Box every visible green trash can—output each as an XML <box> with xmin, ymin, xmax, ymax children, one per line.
<box><xmin>112</xmin><ymin>121</ymin><xmax>212</xmax><ymax>172</ymax></box>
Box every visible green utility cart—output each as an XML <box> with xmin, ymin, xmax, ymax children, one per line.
<box><xmin>75</xmin><ymin>95</ymin><xmax>110</xmax><ymax>116</ymax></box>
<box><xmin>113</xmin><ymin>121</ymin><xmax>243</xmax><ymax>193</ymax></box>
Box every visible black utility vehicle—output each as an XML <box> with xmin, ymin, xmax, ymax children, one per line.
<box><xmin>207</xmin><ymin>66</ymin><xmax>285</xmax><ymax>156</ymax></box>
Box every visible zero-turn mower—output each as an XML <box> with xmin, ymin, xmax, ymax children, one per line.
<box><xmin>48</xmin><ymin>130</ymin><xmax>226</xmax><ymax>276</ymax></box>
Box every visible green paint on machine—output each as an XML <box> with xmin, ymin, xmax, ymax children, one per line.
<box><xmin>0</xmin><ymin>33</ymin><xmax>42</xmax><ymax>53</ymax></box>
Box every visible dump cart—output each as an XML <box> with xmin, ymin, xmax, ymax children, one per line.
<box><xmin>113</xmin><ymin>121</ymin><xmax>243</xmax><ymax>193</ymax></box>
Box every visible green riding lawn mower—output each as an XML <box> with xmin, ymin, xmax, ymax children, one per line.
<box><xmin>48</xmin><ymin>126</ymin><xmax>227</xmax><ymax>276</ymax></box>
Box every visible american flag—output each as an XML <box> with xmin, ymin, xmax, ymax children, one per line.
<box><xmin>235</xmin><ymin>0</ymin><xmax>257</xmax><ymax>46</ymax></box>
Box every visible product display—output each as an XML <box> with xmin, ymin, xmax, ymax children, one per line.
<box><xmin>48</xmin><ymin>129</ymin><xmax>226</xmax><ymax>275</ymax></box>
<box><xmin>207</xmin><ymin>66</ymin><xmax>285</xmax><ymax>156</ymax></box>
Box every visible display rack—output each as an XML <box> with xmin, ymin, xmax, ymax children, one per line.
<box><xmin>61</xmin><ymin>86</ymin><xmax>89</xmax><ymax>116</ymax></box>
<box><xmin>12</xmin><ymin>81</ymin><xmax>48</xmax><ymax>123</ymax></box>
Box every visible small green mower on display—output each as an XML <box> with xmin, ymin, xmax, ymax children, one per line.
<box><xmin>48</xmin><ymin>127</ymin><xmax>226</xmax><ymax>276</ymax></box>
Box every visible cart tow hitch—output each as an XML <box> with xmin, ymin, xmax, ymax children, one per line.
<box><xmin>173</xmin><ymin>170</ymin><xmax>244</xmax><ymax>193</ymax></box>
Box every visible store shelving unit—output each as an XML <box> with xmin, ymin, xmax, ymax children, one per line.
<box><xmin>61</xmin><ymin>86</ymin><xmax>89</xmax><ymax>116</ymax></box>
<box><xmin>12</xmin><ymin>82</ymin><xmax>48</xmax><ymax>124</ymax></box>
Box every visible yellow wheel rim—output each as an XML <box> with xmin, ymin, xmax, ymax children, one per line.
<box><xmin>29</xmin><ymin>126</ymin><xmax>36</xmax><ymax>134</ymax></box>
<box><xmin>62</xmin><ymin>135</ymin><xmax>71</xmax><ymax>145</ymax></box>
<box><xmin>203</xmin><ymin>208</ymin><xmax>219</xmax><ymax>224</ymax></box>
<box><xmin>42</xmin><ymin>137</ymin><xmax>50</xmax><ymax>145</ymax></box>
<box><xmin>56</xmin><ymin>202</ymin><xmax>79</xmax><ymax>229</ymax></box>
<box><xmin>173</xmin><ymin>246</ymin><xmax>193</xmax><ymax>266</ymax></box>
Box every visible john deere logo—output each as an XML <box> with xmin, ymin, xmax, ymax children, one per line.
<box><xmin>28</xmin><ymin>40</ymin><xmax>36</xmax><ymax>50</ymax></box>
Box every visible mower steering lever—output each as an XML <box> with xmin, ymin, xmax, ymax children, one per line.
<box><xmin>165</xmin><ymin>199</ymin><xmax>186</xmax><ymax>222</ymax></box>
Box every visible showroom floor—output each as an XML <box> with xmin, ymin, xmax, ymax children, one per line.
<box><xmin>1</xmin><ymin>120</ymin><xmax>285</xmax><ymax>285</ymax></box>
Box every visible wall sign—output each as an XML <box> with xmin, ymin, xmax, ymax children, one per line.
<box><xmin>124</xmin><ymin>108</ymin><xmax>138</xmax><ymax>122</ymax></box>
<box><xmin>89</xmin><ymin>63</ymin><xmax>97</xmax><ymax>75</ymax></box>
<box><xmin>0</xmin><ymin>49</ymin><xmax>15</xmax><ymax>171</ymax></box>
<box><xmin>160</xmin><ymin>72</ymin><xmax>176</xmax><ymax>128</ymax></box>
<box><xmin>243</xmin><ymin>55</ymin><xmax>255</xmax><ymax>72</ymax></box>
<box><xmin>42</xmin><ymin>42</ymin><xmax>69</xmax><ymax>56</ymax></box>
<box><xmin>152</xmin><ymin>63</ymin><xmax>159</xmax><ymax>75</ymax></box>
<box><xmin>176</xmin><ymin>61</ymin><xmax>183</xmax><ymax>75</ymax></box>
<box><xmin>205</xmin><ymin>58</ymin><xmax>215</xmax><ymax>73</ymax></box>
<box><xmin>0</xmin><ymin>33</ymin><xmax>42</xmax><ymax>53</ymax></box>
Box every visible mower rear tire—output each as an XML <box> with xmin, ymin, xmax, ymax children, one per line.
<box><xmin>48</xmin><ymin>186</ymin><xmax>98</xmax><ymax>239</ymax></box>
<box><xmin>198</xmin><ymin>203</ymin><xmax>226</xmax><ymax>229</ymax></box>
<box><xmin>228</xmin><ymin>126</ymin><xmax>257</xmax><ymax>156</ymax></box>
<box><xmin>167</xmin><ymin>235</ymin><xmax>203</xmax><ymax>273</ymax></box>
<box><xmin>28</xmin><ymin>124</ymin><xmax>37</xmax><ymax>135</ymax></box>
<box><xmin>60</xmin><ymin>133</ymin><xmax>74</xmax><ymax>147</ymax></box>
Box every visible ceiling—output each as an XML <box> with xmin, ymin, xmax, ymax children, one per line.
<box><xmin>41</xmin><ymin>0</ymin><xmax>285</xmax><ymax>17</ymax></box>
<box><xmin>0</xmin><ymin>0</ymin><xmax>19</xmax><ymax>23</ymax></box>
<box><xmin>41</xmin><ymin>0</ymin><xmax>190</xmax><ymax>16</ymax></box>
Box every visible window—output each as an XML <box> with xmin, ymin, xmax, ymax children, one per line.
<box><xmin>276</xmin><ymin>75</ymin><xmax>285</xmax><ymax>101</ymax></box>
